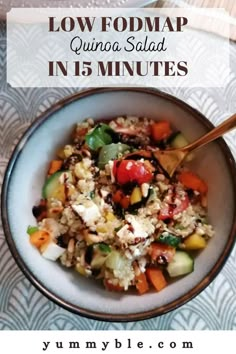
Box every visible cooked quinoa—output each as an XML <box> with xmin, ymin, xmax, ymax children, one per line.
<box><xmin>28</xmin><ymin>116</ymin><xmax>214</xmax><ymax>294</ymax></box>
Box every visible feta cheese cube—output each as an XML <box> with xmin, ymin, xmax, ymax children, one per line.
<box><xmin>72</xmin><ymin>201</ymin><xmax>101</xmax><ymax>226</ymax></box>
<box><xmin>41</xmin><ymin>242</ymin><xmax>65</xmax><ymax>261</ymax></box>
<box><xmin>125</xmin><ymin>215</ymin><xmax>148</xmax><ymax>238</ymax></box>
<box><xmin>117</xmin><ymin>225</ymin><xmax>135</xmax><ymax>244</ymax></box>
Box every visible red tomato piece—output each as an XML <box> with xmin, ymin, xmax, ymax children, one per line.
<box><xmin>173</xmin><ymin>194</ymin><xmax>189</xmax><ymax>215</ymax></box>
<box><xmin>159</xmin><ymin>194</ymin><xmax>189</xmax><ymax>220</ymax></box>
<box><xmin>112</xmin><ymin>190</ymin><xmax>123</xmax><ymax>203</ymax></box>
<box><xmin>113</xmin><ymin>160</ymin><xmax>153</xmax><ymax>185</ymax></box>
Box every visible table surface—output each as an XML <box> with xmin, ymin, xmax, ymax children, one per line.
<box><xmin>0</xmin><ymin>19</ymin><xmax>236</xmax><ymax>329</ymax></box>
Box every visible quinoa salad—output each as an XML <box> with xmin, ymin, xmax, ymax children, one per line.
<box><xmin>28</xmin><ymin>116</ymin><xmax>214</xmax><ymax>294</ymax></box>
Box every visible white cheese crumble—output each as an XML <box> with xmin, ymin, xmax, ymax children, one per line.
<box><xmin>126</xmin><ymin>214</ymin><xmax>155</xmax><ymax>238</ymax></box>
<box><xmin>41</xmin><ymin>242</ymin><xmax>65</xmax><ymax>261</ymax></box>
<box><xmin>72</xmin><ymin>201</ymin><xmax>101</xmax><ymax>226</ymax></box>
<box><xmin>116</xmin><ymin>225</ymin><xmax>135</xmax><ymax>244</ymax></box>
<box><xmin>125</xmin><ymin>215</ymin><xmax>148</xmax><ymax>238</ymax></box>
<box><xmin>77</xmin><ymin>179</ymin><xmax>95</xmax><ymax>194</ymax></box>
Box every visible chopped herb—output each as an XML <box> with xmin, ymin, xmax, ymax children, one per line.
<box><xmin>98</xmin><ymin>243</ymin><xmax>111</xmax><ymax>253</ymax></box>
<box><xmin>158</xmin><ymin>233</ymin><xmax>181</xmax><ymax>247</ymax></box>
<box><xmin>90</xmin><ymin>191</ymin><xmax>95</xmax><ymax>199</ymax></box>
<box><xmin>27</xmin><ymin>225</ymin><xmax>39</xmax><ymax>235</ymax></box>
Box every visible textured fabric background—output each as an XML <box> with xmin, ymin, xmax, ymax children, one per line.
<box><xmin>0</xmin><ymin>19</ymin><xmax>236</xmax><ymax>329</ymax></box>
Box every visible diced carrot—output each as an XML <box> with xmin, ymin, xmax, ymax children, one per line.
<box><xmin>104</xmin><ymin>279</ymin><xmax>124</xmax><ymax>292</ymax></box>
<box><xmin>149</xmin><ymin>243</ymin><xmax>175</xmax><ymax>263</ymax></box>
<box><xmin>146</xmin><ymin>268</ymin><xmax>167</xmax><ymax>292</ymax></box>
<box><xmin>48</xmin><ymin>160</ymin><xmax>63</xmax><ymax>175</ymax></box>
<box><xmin>120</xmin><ymin>195</ymin><xmax>130</xmax><ymax>209</ymax></box>
<box><xmin>178</xmin><ymin>171</ymin><xmax>208</xmax><ymax>195</ymax></box>
<box><xmin>113</xmin><ymin>190</ymin><xmax>130</xmax><ymax>209</ymax></box>
<box><xmin>135</xmin><ymin>271</ymin><xmax>149</xmax><ymax>295</ymax></box>
<box><xmin>30</xmin><ymin>230</ymin><xmax>50</xmax><ymax>249</ymax></box>
<box><xmin>151</xmin><ymin>121</ymin><xmax>172</xmax><ymax>141</ymax></box>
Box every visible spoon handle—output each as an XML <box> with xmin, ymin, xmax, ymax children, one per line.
<box><xmin>184</xmin><ymin>113</ymin><xmax>236</xmax><ymax>153</ymax></box>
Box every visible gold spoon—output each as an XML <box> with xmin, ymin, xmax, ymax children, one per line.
<box><xmin>123</xmin><ymin>113</ymin><xmax>236</xmax><ymax>177</ymax></box>
<box><xmin>152</xmin><ymin>113</ymin><xmax>236</xmax><ymax>177</ymax></box>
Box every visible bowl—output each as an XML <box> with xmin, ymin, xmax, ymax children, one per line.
<box><xmin>1</xmin><ymin>87</ymin><xmax>236</xmax><ymax>321</ymax></box>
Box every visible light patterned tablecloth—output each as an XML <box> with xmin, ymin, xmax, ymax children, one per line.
<box><xmin>0</xmin><ymin>19</ymin><xmax>236</xmax><ymax>329</ymax></box>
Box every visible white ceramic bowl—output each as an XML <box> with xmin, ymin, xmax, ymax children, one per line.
<box><xmin>2</xmin><ymin>88</ymin><xmax>236</xmax><ymax>321</ymax></box>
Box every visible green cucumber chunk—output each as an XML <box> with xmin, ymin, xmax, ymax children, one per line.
<box><xmin>105</xmin><ymin>250</ymin><xmax>126</xmax><ymax>270</ymax></box>
<box><xmin>170</xmin><ymin>132</ymin><xmax>194</xmax><ymax>162</ymax></box>
<box><xmin>167</xmin><ymin>250</ymin><xmax>194</xmax><ymax>277</ymax></box>
<box><xmin>170</xmin><ymin>132</ymin><xmax>189</xmax><ymax>149</ymax></box>
<box><xmin>42</xmin><ymin>171</ymin><xmax>72</xmax><ymax>201</ymax></box>
<box><xmin>158</xmin><ymin>232</ymin><xmax>181</xmax><ymax>247</ymax></box>
<box><xmin>98</xmin><ymin>143</ymin><xmax>130</xmax><ymax>169</ymax></box>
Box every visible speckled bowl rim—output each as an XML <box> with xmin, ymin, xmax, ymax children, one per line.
<box><xmin>1</xmin><ymin>87</ymin><xmax>236</xmax><ymax>322</ymax></box>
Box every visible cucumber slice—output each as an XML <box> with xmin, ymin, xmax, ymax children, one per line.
<box><xmin>170</xmin><ymin>133</ymin><xmax>194</xmax><ymax>162</ymax></box>
<box><xmin>170</xmin><ymin>132</ymin><xmax>189</xmax><ymax>149</ymax></box>
<box><xmin>98</xmin><ymin>143</ymin><xmax>130</xmax><ymax>169</ymax></box>
<box><xmin>42</xmin><ymin>171</ymin><xmax>72</xmax><ymax>201</ymax></box>
<box><xmin>105</xmin><ymin>251</ymin><xmax>126</xmax><ymax>270</ymax></box>
<box><xmin>91</xmin><ymin>254</ymin><xmax>108</xmax><ymax>269</ymax></box>
<box><xmin>167</xmin><ymin>250</ymin><xmax>194</xmax><ymax>277</ymax></box>
<box><xmin>89</xmin><ymin>244</ymin><xmax>111</xmax><ymax>269</ymax></box>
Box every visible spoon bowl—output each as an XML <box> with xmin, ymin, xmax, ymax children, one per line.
<box><xmin>152</xmin><ymin>113</ymin><xmax>236</xmax><ymax>177</ymax></box>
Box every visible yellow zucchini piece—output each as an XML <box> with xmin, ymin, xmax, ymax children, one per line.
<box><xmin>130</xmin><ymin>187</ymin><xmax>142</xmax><ymax>205</ymax></box>
<box><xmin>183</xmin><ymin>233</ymin><xmax>207</xmax><ymax>250</ymax></box>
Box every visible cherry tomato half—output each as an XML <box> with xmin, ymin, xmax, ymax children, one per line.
<box><xmin>113</xmin><ymin>160</ymin><xmax>154</xmax><ymax>185</ymax></box>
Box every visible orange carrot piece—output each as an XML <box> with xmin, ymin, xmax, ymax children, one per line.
<box><xmin>135</xmin><ymin>271</ymin><xmax>149</xmax><ymax>295</ymax></box>
<box><xmin>113</xmin><ymin>190</ymin><xmax>130</xmax><ymax>209</ymax></box>
<box><xmin>104</xmin><ymin>279</ymin><xmax>124</xmax><ymax>292</ymax></box>
<box><xmin>48</xmin><ymin>160</ymin><xmax>63</xmax><ymax>175</ymax></box>
<box><xmin>178</xmin><ymin>171</ymin><xmax>208</xmax><ymax>195</ymax></box>
<box><xmin>149</xmin><ymin>243</ymin><xmax>175</xmax><ymax>263</ymax></box>
<box><xmin>151</xmin><ymin>121</ymin><xmax>172</xmax><ymax>141</ymax></box>
<box><xmin>30</xmin><ymin>230</ymin><xmax>50</xmax><ymax>249</ymax></box>
<box><xmin>146</xmin><ymin>268</ymin><xmax>167</xmax><ymax>292</ymax></box>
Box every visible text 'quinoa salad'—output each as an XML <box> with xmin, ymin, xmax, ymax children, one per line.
<box><xmin>28</xmin><ymin>116</ymin><xmax>214</xmax><ymax>294</ymax></box>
